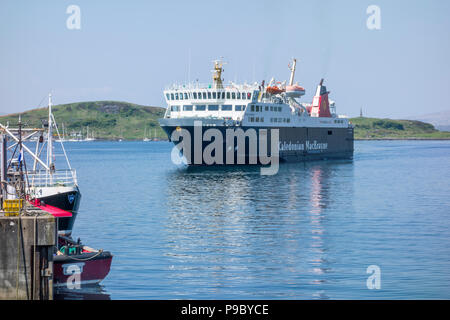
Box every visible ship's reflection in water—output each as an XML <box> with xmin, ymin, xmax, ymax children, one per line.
<box><xmin>54</xmin><ymin>284</ymin><xmax>111</xmax><ymax>300</ymax></box>
<box><xmin>164</xmin><ymin>161</ymin><xmax>354</xmax><ymax>299</ymax></box>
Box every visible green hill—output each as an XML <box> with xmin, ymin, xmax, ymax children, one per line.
<box><xmin>350</xmin><ymin>117</ymin><xmax>450</xmax><ymax>139</ymax></box>
<box><xmin>0</xmin><ymin>101</ymin><xmax>166</xmax><ymax>140</ymax></box>
<box><xmin>1</xmin><ymin>102</ymin><xmax>449</xmax><ymax>140</ymax></box>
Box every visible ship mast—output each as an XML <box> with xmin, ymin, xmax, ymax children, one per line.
<box><xmin>288</xmin><ymin>58</ymin><xmax>297</xmax><ymax>86</ymax></box>
<box><xmin>212</xmin><ymin>60</ymin><xmax>224</xmax><ymax>89</ymax></box>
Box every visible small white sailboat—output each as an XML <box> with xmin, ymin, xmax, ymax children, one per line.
<box><xmin>84</xmin><ymin>126</ymin><xmax>95</xmax><ymax>141</ymax></box>
<box><xmin>143</xmin><ymin>127</ymin><xmax>150</xmax><ymax>142</ymax></box>
<box><xmin>152</xmin><ymin>127</ymin><xmax>159</xmax><ymax>141</ymax></box>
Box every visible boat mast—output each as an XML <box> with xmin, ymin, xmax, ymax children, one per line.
<box><xmin>288</xmin><ymin>58</ymin><xmax>297</xmax><ymax>86</ymax></box>
<box><xmin>47</xmin><ymin>94</ymin><xmax>54</xmax><ymax>172</ymax></box>
<box><xmin>0</xmin><ymin>130</ymin><xmax>7</xmax><ymax>204</ymax></box>
<box><xmin>17</xmin><ymin>116</ymin><xmax>26</xmax><ymax>198</ymax></box>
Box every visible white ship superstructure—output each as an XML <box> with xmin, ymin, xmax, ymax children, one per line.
<box><xmin>164</xmin><ymin>59</ymin><xmax>349</xmax><ymax>128</ymax></box>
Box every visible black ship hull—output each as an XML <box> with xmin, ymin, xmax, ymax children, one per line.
<box><xmin>37</xmin><ymin>187</ymin><xmax>81</xmax><ymax>235</ymax></box>
<box><xmin>159</xmin><ymin>120</ymin><xmax>354</xmax><ymax>165</ymax></box>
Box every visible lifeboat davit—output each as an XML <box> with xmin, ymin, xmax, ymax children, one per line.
<box><xmin>285</xmin><ymin>85</ymin><xmax>305</xmax><ymax>97</ymax></box>
<box><xmin>266</xmin><ymin>86</ymin><xmax>284</xmax><ymax>95</ymax></box>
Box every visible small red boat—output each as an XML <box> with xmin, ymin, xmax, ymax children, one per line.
<box><xmin>53</xmin><ymin>236</ymin><xmax>113</xmax><ymax>288</ymax></box>
<box><xmin>29</xmin><ymin>199</ymin><xmax>113</xmax><ymax>288</ymax></box>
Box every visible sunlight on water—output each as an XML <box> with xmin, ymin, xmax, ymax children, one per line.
<box><xmin>56</xmin><ymin>140</ymin><xmax>450</xmax><ymax>299</ymax></box>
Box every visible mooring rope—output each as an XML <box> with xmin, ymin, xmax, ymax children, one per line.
<box><xmin>62</xmin><ymin>249</ymin><xmax>104</xmax><ymax>262</ymax></box>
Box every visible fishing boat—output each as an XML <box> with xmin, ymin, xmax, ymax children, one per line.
<box><xmin>1</xmin><ymin>120</ymin><xmax>112</xmax><ymax>289</ymax></box>
<box><xmin>0</xmin><ymin>94</ymin><xmax>81</xmax><ymax>235</ymax></box>
<box><xmin>159</xmin><ymin>58</ymin><xmax>354</xmax><ymax>165</ymax></box>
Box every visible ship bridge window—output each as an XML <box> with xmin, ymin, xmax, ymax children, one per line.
<box><xmin>184</xmin><ymin>93</ymin><xmax>188</xmax><ymax>99</ymax></box>
<box><xmin>208</xmin><ymin>92</ymin><xmax>212</xmax><ymax>99</ymax></box>
<box><xmin>183</xmin><ymin>105</ymin><xmax>193</xmax><ymax>111</ymax></box>
<box><xmin>221</xmin><ymin>92</ymin><xmax>225</xmax><ymax>99</ymax></box>
<box><xmin>237</xmin><ymin>92</ymin><xmax>241</xmax><ymax>99</ymax></box>
<box><xmin>232</xmin><ymin>92</ymin><xmax>236</xmax><ymax>99</ymax></box>
<box><xmin>222</xmin><ymin>105</ymin><xmax>232</xmax><ymax>111</ymax></box>
<box><xmin>171</xmin><ymin>93</ymin><xmax>174</xmax><ymax>100</ymax></box>
<box><xmin>226</xmin><ymin>92</ymin><xmax>230</xmax><ymax>99</ymax></box>
<box><xmin>213</xmin><ymin>92</ymin><xmax>217</xmax><ymax>99</ymax></box>
<box><xmin>166</xmin><ymin>93</ymin><xmax>170</xmax><ymax>100</ymax></box>
<box><xmin>235</xmin><ymin>105</ymin><xmax>244</xmax><ymax>111</ymax></box>
<box><xmin>202</xmin><ymin>92</ymin><xmax>207</xmax><ymax>99</ymax></box>
<box><xmin>195</xmin><ymin>105</ymin><xmax>206</xmax><ymax>111</ymax></box>
<box><xmin>170</xmin><ymin>105</ymin><xmax>180</xmax><ymax>112</ymax></box>
<box><xmin>265</xmin><ymin>106</ymin><xmax>269</xmax><ymax>111</ymax></box>
<box><xmin>179</xmin><ymin>93</ymin><xmax>183</xmax><ymax>100</ymax></box>
<box><xmin>193</xmin><ymin>92</ymin><xmax>197</xmax><ymax>99</ymax></box>
<box><xmin>250</xmin><ymin>105</ymin><xmax>254</xmax><ymax>112</ymax></box>
<box><xmin>247</xmin><ymin>92</ymin><xmax>251</xmax><ymax>99</ymax></box>
<box><xmin>208</xmin><ymin>105</ymin><xmax>219</xmax><ymax>111</ymax></box>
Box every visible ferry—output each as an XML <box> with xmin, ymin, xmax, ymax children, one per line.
<box><xmin>158</xmin><ymin>59</ymin><xmax>354</xmax><ymax>165</ymax></box>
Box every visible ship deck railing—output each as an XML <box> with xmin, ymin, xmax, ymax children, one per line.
<box><xmin>26</xmin><ymin>169</ymin><xmax>78</xmax><ymax>187</ymax></box>
<box><xmin>165</xmin><ymin>82</ymin><xmax>259</xmax><ymax>91</ymax></box>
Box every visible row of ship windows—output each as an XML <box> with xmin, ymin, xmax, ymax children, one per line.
<box><xmin>250</xmin><ymin>105</ymin><xmax>283</xmax><ymax>112</ymax></box>
<box><xmin>166</xmin><ymin>91</ymin><xmax>253</xmax><ymax>101</ymax></box>
<box><xmin>170</xmin><ymin>105</ymin><xmax>246</xmax><ymax>112</ymax></box>
<box><xmin>248</xmin><ymin>117</ymin><xmax>291</xmax><ymax>123</ymax></box>
<box><xmin>334</xmin><ymin>119</ymin><xmax>345</xmax><ymax>123</ymax></box>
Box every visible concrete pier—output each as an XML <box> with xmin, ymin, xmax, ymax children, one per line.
<box><xmin>0</xmin><ymin>214</ymin><xmax>56</xmax><ymax>300</ymax></box>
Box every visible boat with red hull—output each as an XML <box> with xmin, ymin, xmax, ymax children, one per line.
<box><xmin>53</xmin><ymin>236</ymin><xmax>113</xmax><ymax>288</ymax></box>
<box><xmin>29</xmin><ymin>199</ymin><xmax>113</xmax><ymax>288</ymax></box>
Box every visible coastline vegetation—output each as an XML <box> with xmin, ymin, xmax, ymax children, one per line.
<box><xmin>1</xmin><ymin>102</ymin><xmax>448</xmax><ymax>140</ymax></box>
<box><xmin>350</xmin><ymin>117</ymin><xmax>450</xmax><ymax>140</ymax></box>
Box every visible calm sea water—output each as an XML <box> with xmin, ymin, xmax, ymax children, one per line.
<box><xmin>55</xmin><ymin>140</ymin><xmax>450</xmax><ymax>299</ymax></box>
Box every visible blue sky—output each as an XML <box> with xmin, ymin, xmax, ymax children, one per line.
<box><xmin>1</xmin><ymin>0</ymin><xmax>449</xmax><ymax>118</ymax></box>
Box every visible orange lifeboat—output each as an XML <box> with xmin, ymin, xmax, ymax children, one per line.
<box><xmin>266</xmin><ymin>86</ymin><xmax>284</xmax><ymax>95</ymax></box>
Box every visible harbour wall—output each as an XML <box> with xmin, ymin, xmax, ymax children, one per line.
<box><xmin>0</xmin><ymin>215</ymin><xmax>56</xmax><ymax>300</ymax></box>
